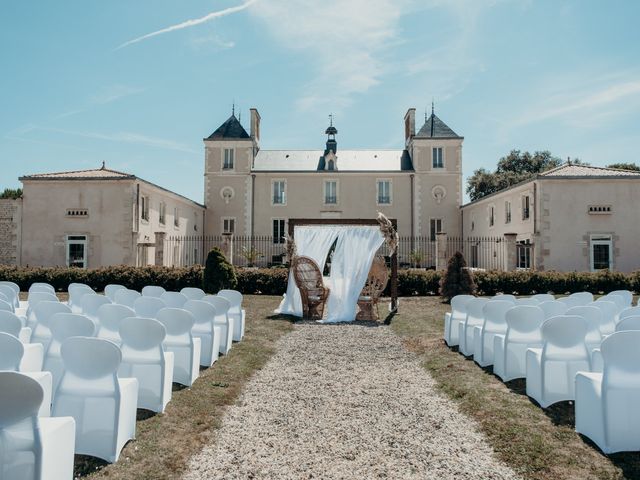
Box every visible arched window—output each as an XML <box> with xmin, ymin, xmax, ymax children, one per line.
<box><xmin>327</xmin><ymin>159</ymin><xmax>335</xmax><ymax>171</ymax></box>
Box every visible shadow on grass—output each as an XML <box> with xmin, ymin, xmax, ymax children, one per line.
<box><xmin>74</xmin><ymin>455</ymin><xmax>109</xmax><ymax>478</ymax></box>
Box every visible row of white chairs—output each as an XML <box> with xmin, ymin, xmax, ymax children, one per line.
<box><xmin>444</xmin><ymin>290</ymin><xmax>640</xmax><ymax>454</ymax></box>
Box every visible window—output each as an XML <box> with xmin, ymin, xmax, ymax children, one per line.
<box><xmin>173</xmin><ymin>207</ymin><xmax>179</xmax><ymax>227</ymax></box>
<box><xmin>141</xmin><ymin>196</ymin><xmax>149</xmax><ymax>221</ymax></box>
<box><xmin>430</xmin><ymin>218</ymin><xmax>443</xmax><ymax>241</ymax></box>
<box><xmin>222</xmin><ymin>217</ymin><xmax>235</xmax><ymax>234</ymax></box>
<box><xmin>137</xmin><ymin>245</ymin><xmax>149</xmax><ymax>267</ymax></box>
<box><xmin>272</xmin><ymin>219</ymin><xmax>286</xmax><ymax>244</ymax></box>
<box><xmin>324</xmin><ymin>180</ymin><xmax>337</xmax><ymax>204</ymax></box>
<box><xmin>272</xmin><ymin>180</ymin><xmax>286</xmax><ymax>205</ymax></box>
<box><xmin>505</xmin><ymin>201</ymin><xmax>512</xmax><ymax>224</ymax></box>
<box><xmin>590</xmin><ymin>235</ymin><xmax>612</xmax><ymax>271</ymax></box>
<box><xmin>377</xmin><ymin>180</ymin><xmax>391</xmax><ymax>205</ymax></box>
<box><xmin>66</xmin><ymin>209</ymin><xmax>88</xmax><ymax>217</ymax></box>
<box><xmin>517</xmin><ymin>241</ymin><xmax>532</xmax><ymax>269</ymax></box>
<box><xmin>432</xmin><ymin>147</ymin><xmax>444</xmax><ymax>168</ymax></box>
<box><xmin>588</xmin><ymin>205</ymin><xmax>612</xmax><ymax>214</ymax></box>
<box><xmin>489</xmin><ymin>206</ymin><xmax>495</xmax><ymax>227</ymax></box>
<box><xmin>522</xmin><ymin>195</ymin><xmax>530</xmax><ymax>220</ymax></box>
<box><xmin>223</xmin><ymin>148</ymin><xmax>234</xmax><ymax>170</ymax></box>
<box><xmin>159</xmin><ymin>202</ymin><xmax>166</xmax><ymax>225</ymax></box>
<box><xmin>327</xmin><ymin>159</ymin><xmax>335</xmax><ymax>171</ymax></box>
<box><xmin>66</xmin><ymin>235</ymin><xmax>87</xmax><ymax>268</ymax></box>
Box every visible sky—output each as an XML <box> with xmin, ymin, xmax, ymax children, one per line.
<box><xmin>1</xmin><ymin>0</ymin><xmax>639</xmax><ymax>203</ymax></box>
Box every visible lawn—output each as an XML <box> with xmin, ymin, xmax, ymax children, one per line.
<box><xmin>391</xmin><ymin>296</ymin><xmax>640</xmax><ymax>480</ymax></box>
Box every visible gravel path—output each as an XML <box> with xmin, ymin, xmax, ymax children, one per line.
<box><xmin>184</xmin><ymin>323</ymin><xmax>520</xmax><ymax>480</ymax></box>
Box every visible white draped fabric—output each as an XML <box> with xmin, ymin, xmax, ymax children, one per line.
<box><xmin>276</xmin><ymin>224</ymin><xmax>384</xmax><ymax>323</ymax></box>
<box><xmin>324</xmin><ymin>226</ymin><xmax>385</xmax><ymax>323</ymax></box>
<box><xmin>275</xmin><ymin>226</ymin><xmax>342</xmax><ymax>316</ymax></box>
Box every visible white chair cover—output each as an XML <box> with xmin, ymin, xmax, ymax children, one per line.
<box><xmin>457</xmin><ymin>298</ymin><xmax>489</xmax><ymax>356</ymax></box>
<box><xmin>618</xmin><ymin>306</ymin><xmax>640</xmax><ymax>325</ymax></box>
<box><xmin>0</xmin><ymin>281</ymin><xmax>20</xmax><ymax>309</ymax></box>
<box><xmin>183</xmin><ymin>300</ymin><xmax>222</xmax><ymax>366</ymax></box>
<box><xmin>80</xmin><ymin>294</ymin><xmax>111</xmax><ymax>321</ymax></box>
<box><xmin>180</xmin><ymin>287</ymin><xmax>206</xmax><ymax>300</ymax></box>
<box><xmin>134</xmin><ymin>296</ymin><xmax>166</xmax><ymax>319</ymax></box>
<box><xmin>615</xmin><ymin>315</ymin><xmax>640</xmax><ymax>332</ymax></box>
<box><xmin>156</xmin><ymin>308</ymin><xmax>201</xmax><ymax>387</ymax></box>
<box><xmin>119</xmin><ymin>317</ymin><xmax>173</xmax><ymax>413</ymax></box>
<box><xmin>473</xmin><ymin>300</ymin><xmax>513</xmax><ymax>367</ymax></box>
<box><xmin>104</xmin><ymin>284</ymin><xmax>126</xmax><ymax>302</ymax></box>
<box><xmin>515</xmin><ymin>298</ymin><xmax>540</xmax><ymax>306</ymax></box>
<box><xmin>26</xmin><ymin>293</ymin><xmax>59</xmax><ymax>326</ymax></box>
<box><xmin>30</xmin><ymin>301</ymin><xmax>72</xmax><ymax>349</ymax></box>
<box><xmin>443</xmin><ymin>294</ymin><xmax>474</xmax><ymax>346</ymax></box>
<box><xmin>218</xmin><ymin>290</ymin><xmax>245</xmax><ymax>341</ymax></box>
<box><xmin>576</xmin><ymin>331</ymin><xmax>640</xmax><ymax>453</ymax></box>
<box><xmin>161</xmin><ymin>291</ymin><xmax>189</xmax><ymax>308</ymax></box>
<box><xmin>525</xmin><ymin>315</ymin><xmax>590</xmax><ymax>408</ymax></box>
<box><xmin>202</xmin><ymin>295</ymin><xmax>233</xmax><ymax>355</ymax></box>
<box><xmin>96</xmin><ymin>304</ymin><xmax>135</xmax><ymax>345</ymax></box>
<box><xmin>142</xmin><ymin>286</ymin><xmax>166</xmax><ymax>298</ymax></box>
<box><xmin>491</xmin><ymin>294</ymin><xmax>516</xmax><ymax>303</ymax></box>
<box><xmin>114</xmin><ymin>289</ymin><xmax>141</xmax><ymax>308</ymax></box>
<box><xmin>53</xmin><ymin>337</ymin><xmax>138</xmax><ymax>463</ymax></box>
<box><xmin>538</xmin><ymin>300</ymin><xmax>568</xmax><ymax>319</ymax></box>
<box><xmin>565</xmin><ymin>306</ymin><xmax>603</xmax><ymax>351</ymax></box>
<box><xmin>0</xmin><ymin>285</ymin><xmax>17</xmax><ymax>310</ymax></box>
<box><xmin>569</xmin><ymin>291</ymin><xmax>594</xmax><ymax>305</ymax></box>
<box><xmin>608</xmin><ymin>290</ymin><xmax>633</xmax><ymax>307</ymax></box>
<box><xmin>0</xmin><ymin>371</ymin><xmax>76</xmax><ymax>480</ymax></box>
<box><xmin>532</xmin><ymin>293</ymin><xmax>555</xmax><ymax>303</ymax></box>
<box><xmin>590</xmin><ymin>301</ymin><xmax>618</xmax><ymax>335</ymax></box>
<box><xmin>29</xmin><ymin>283</ymin><xmax>55</xmax><ymax>294</ymax></box>
<box><xmin>68</xmin><ymin>284</ymin><xmax>94</xmax><ymax>313</ymax></box>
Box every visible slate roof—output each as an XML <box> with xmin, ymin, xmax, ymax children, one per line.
<box><xmin>205</xmin><ymin>114</ymin><xmax>250</xmax><ymax>140</ymax></box>
<box><xmin>252</xmin><ymin>150</ymin><xmax>413</xmax><ymax>172</ymax></box>
<box><xmin>416</xmin><ymin>113</ymin><xmax>462</xmax><ymax>139</ymax></box>
<box><xmin>20</xmin><ymin>167</ymin><xmax>134</xmax><ymax>180</ymax></box>
<box><xmin>539</xmin><ymin>163</ymin><xmax>640</xmax><ymax>177</ymax></box>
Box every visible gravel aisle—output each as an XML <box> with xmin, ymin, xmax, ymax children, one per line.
<box><xmin>184</xmin><ymin>323</ymin><xmax>520</xmax><ymax>480</ymax></box>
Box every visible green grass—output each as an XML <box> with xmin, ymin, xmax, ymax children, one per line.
<box><xmin>391</xmin><ymin>296</ymin><xmax>640</xmax><ymax>480</ymax></box>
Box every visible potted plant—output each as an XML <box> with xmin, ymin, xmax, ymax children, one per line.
<box><xmin>241</xmin><ymin>246</ymin><xmax>263</xmax><ymax>268</ymax></box>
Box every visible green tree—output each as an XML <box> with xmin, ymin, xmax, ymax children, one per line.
<box><xmin>0</xmin><ymin>188</ymin><xmax>22</xmax><ymax>199</ymax></box>
<box><xmin>607</xmin><ymin>162</ymin><xmax>640</xmax><ymax>171</ymax></box>
<box><xmin>203</xmin><ymin>247</ymin><xmax>237</xmax><ymax>293</ymax></box>
<box><xmin>467</xmin><ymin>150</ymin><xmax>563</xmax><ymax>201</ymax></box>
<box><xmin>439</xmin><ymin>252</ymin><xmax>477</xmax><ymax>303</ymax></box>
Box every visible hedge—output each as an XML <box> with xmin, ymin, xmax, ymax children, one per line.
<box><xmin>1</xmin><ymin>265</ymin><xmax>638</xmax><ymax>296</ymax></box>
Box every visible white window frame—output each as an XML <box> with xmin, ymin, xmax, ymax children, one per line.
<box><xmin>140</xmin><ymin>195</ymin><xmax>150</xmax><ymax>222</ymax></box>
<box><xmin>221</xmin><ymin>217</ymin><xmax>236</xmax><ymax>234</ymax></box>
<box><xmin>323</xmin><ymin>179</ymin><xmax>338</xmax><ymax>205</ymax></box>
<box><xmin>173</xmin><ymin>207</ymin><xmax>180</xmax><ymax>228</ymax></box>
<box><xmin>517</xmin><ymin>241</ymin><xmax>532</xmax><ymax>269</ymax></box>
<box><xmin>432</xmin><ymin>147</ymin><xmax>444</xmax><ymax>169</ymax></box>
<box><xmin>429</xmin><ymin>218</ymin><xmax>443</xmax><ymax>242</ymax></box>
<box><xmin>590</xmin><ymin>234</ymin><xmax>613</xmax><ymax>272</ymax></box>
<box><xmin>159</xmin><ymin>202</ymin><xmax>166</xmax><ymax>225</ymax></box>
<box><xmin>222</xmin><ymin>148</ymin><xmax>235</xmax><ymax>170</ymax></box>
<box><xmin>488</xmin><ymin>204</ymin><xmax>495</xmax><ymax>228</ymax></box>
<box><xmin>522</xmin><ymin>195</ymin><xmax>531</xmax><ymax>221</ymax></box>
<box><xmin>272</xmin><ymin>218</ymin><xmax>287</xmax><ymax>244</ymax></box>
<box><xmin>66</xmin><ymin>235</ymin><xmax>88</xmax><ymax>269</ymax></box>
<box><xmin>271</xmin><ymin>179</ymin><xmax>287</xmax><ymax>206</ymax></box>
<box><xmin>376</xmin><ymin>179</ymin><xmax>392</xmax><ymax>205</ymax></box>
<box><xmin>505</xmin><ymin>201</ymin><xmax>511</xmax><ymax>224</ymax></box>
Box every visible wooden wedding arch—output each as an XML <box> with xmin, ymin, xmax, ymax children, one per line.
<box><xmin>287</xmin><ymin>218</ymin><xmax>398</xmax><ymax>314</ymax></box>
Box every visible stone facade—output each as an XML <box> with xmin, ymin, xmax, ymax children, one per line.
<box><xmin>0</xmin><ymin>198</ymin><xmax>22</xmax><ymax>266</ymax></box>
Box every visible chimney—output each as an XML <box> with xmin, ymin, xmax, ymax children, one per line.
<box><xmin>404</xmin><ymin>108</ymin><xmax>415</xmax><ymax>144</ymax></box>
<box><xmin>250</xmin><ymin>108</ymin><xmax>261</xmax><ymax>144</ymax></box>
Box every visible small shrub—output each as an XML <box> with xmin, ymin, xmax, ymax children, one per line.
<box><xmin>203</xmin><ymin>248</ymin><xmax>237</xmax><ymax>293</ymax></box>
<box><xmin>439</xmin><ymin>252</ymin><xmax>477</xmax><ymax>302</ymax></box>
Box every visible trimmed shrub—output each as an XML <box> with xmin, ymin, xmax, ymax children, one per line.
<box><xmin>236</xmin><ymin>267</ymin><xmax>289</xmax><ymax>295</ymax></box>
<box><xmin>439</xmin><ymin>252</ymin><xmax>477</xmax><ymax>302</ymax></box>
<box><xmin>203</xmin><ymin>248</ymin><xmax>237</xmax><ymax>293</ymax></box>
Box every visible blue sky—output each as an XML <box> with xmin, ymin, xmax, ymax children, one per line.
<box><xmin>1</xmin><ymin>0</ymin><xmax>639</xmax><ymax>202</ymax></box>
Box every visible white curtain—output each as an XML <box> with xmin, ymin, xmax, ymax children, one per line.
<box><xmin>275</xmin><ymin>225</ymin><xmax>341</xmax><ymax>316</ymax></box>
<box><xmin>324</xmin><ymin>226</ymin><xmax>385</xmax><ymax>323</ymax></box>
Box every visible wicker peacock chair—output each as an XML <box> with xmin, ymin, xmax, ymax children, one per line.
<box><xmin>356</xmin><ymin>256</ymin><xmax>389</xmax><ymax>321</ymax></box>
<box><xmin>292</xmin><ymin>256</ymin><xmax>330</xmax><ymax>320</ymax></box>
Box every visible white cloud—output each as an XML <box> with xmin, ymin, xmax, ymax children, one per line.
<box><xmin>56</xmin><ymin>84</ymin><xmax>144</xmax><ymax>119</ymax></box>
<box><xmin>117</xmin><ymin>0</ymin><xmax>256</xmax><ymax>50</ymax></box>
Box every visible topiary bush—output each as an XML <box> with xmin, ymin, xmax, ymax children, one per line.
<box><xmin>203</xmin><ymin>248</ymin><xmax>237</xmax><ymax>293</ymax></box>
<box><xmin>439</xmin><ymin>252</ymin><xmax>477</xmax><ymax>302</ymax></box>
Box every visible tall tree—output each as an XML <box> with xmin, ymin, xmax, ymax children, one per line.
<box><xmin>0</xmin><ymin>188</ymin><xmax>22</xmax><ymax>199</ymax></box>
<box><xmin>606</xmin><ymin>162</ymin><xmax>640</xmax><ymax>171</ymax></box>
<box><xmin>467</xmin><ymin>150</ymin><xmax>563</xmax><ymax>201</ymax></box>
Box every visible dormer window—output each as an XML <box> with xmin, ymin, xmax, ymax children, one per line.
<box><xmin>327</xmin><ymin>159</ymin><xmax>335</xmax><ymax>171</ymax></box>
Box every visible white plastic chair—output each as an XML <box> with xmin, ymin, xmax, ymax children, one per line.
<box><xmin>565</xmin><ymin>305</ymin><xmax>603</xmax><ymax>353</ymax></box>
<box><xmin>443</xmin><ymin>294</ymin><xmax>475</xmax><ymax>346</ymax></box>
<box><xmin>473</xmin><ymin>300</ymin><xmax>513</xmax><ymax>367</ymax></box>
<box><xmin>0</xmin><ymin>332</ymin><xmax>53</xmax><ymax>418</ymax></box>
<box><xmin>0</xmin><ymin>281</ymin><xmax>20</xmax><ymax>309</ymax></box>
<box><xmin>218</xmin><ymin>290</ymin><xmax>245</xmax><ymax>341</ymax></box>
<box><xmin>142</xmin><ymin>285</ymin><xmax>166</xmax><ymax>298</ymax></box>
<box><xmin>526</xmin><ymin>315</ymin><xmax>590</xmax><ymax>408</ymax></box>
<box><xmin>493</xmin><ymin>305</ymin><xmax>544</xmax><ymax>382</ymax></box>
<box><xmin>538</xmin><ymin>300</ymin><xmax>568</xmax><ymax>319</ymax></box>
<box><xmin>457</xmin><ymin>298</ymin><xmax>489</xmax><ymax>357</ymax></box>
<box><xmin>68</xmin><ymin>284</ymin><xmax>94</xmax><ymax>312</ymax></box>
<box><xmin>161</xmin><ymin>291</ymin><xmax>189</xmax><ymax>308</ymax></box>
<box><xmin>0</xmin><ymin>292</ymin><xmax>13</xmax><ymax>310</ymax></box>
<box><xmin>615</xmin><ymin>315</ymin><xmax>640</xmax><ymax>332</ymax></box>
<box><xmin>0</xmin><ymin>371</ymin><xmax>75</xmax><ymax>479</ymax></box>
<box><xmin>26</xmin><ymin>292</ymin><xmax>59</xmax><ymax>326</ymax></box>
<box><xmin>0</xmin><ymin>308</ymin><xmax>31</xmax><ymax>343</ymax></box>
<box><xmin>576</xmin><ymin>331</ymin><xmax>640</xmax><ymax>453</ymax></box>
<box><xmin>532</xmin><ymin>293</ymin><xmax>555</xmax><ymax>303</ymax></box>
<box><xmin>53</xmin><ymin>337</ymin><xmax>138</xmax><ymax>463</ymax></box>
<box><xmin>492</xmin><ymin>294</ymin><xmax>516</xmax><ymax>303</ymax></box>
<box><xmin>30</xmin><ymin>301</ymin><xmax>72</xmax><ymax>349</ymax></box>
<box><xmin>96</xmin><ymin>304</ymin><xmax>135</xmax><ymax>345</ymax></box>
<box><xmin>591</xmin><ymin>301</ymin><xmax>618</xmax><ymax>335</ymax></box>
<box><xmin>183</xmin><ymin>300</ymin><xmax>222</xmax><ymax>367</ymax></box>
<box><xmin>0</xmin><ymin>285</ymin><xmax>17</xmax><ymax>310</ymax></box>
<box><xmin>515</xmin><ymin>298</ymin><xmax>540</xmax><ymax>306</ymax></box>
<box><xmin>134</xmin><ymin>296</ymin><xmax>166</xmax><ymax>318</ymax></box>
<box><xmin>0</xmin><ymin>311</ymin><xmax>44</xmax><ymax>373</ymax></box>
<box><xmin>618</xmin><ymin>306</ymin><xmax>640</xmax><ymax>325</ymax></box>
<box><xmin>601</xmin><ymin>294</ymin><xmax>627</xmax><ymax>313</ymax></box>
<box><xmin>29</xmin><ymin>283</ymin><xmax>55</xmax><ymax>295</ymax></box>
<box><xmin>44</xmin><ymin>313</ymin><xmax>96</xmax><ymax>394</ymax></box>
<box><xmin>118</xmin><ymin>317</ymin><xmax>174</xmax><ymax>413</ymax></box>
<box><xmin>608</xmin><ymin>290</ymin><xmax>633</xmax><ymax>307</ymax></box>
<box><xmin>156</xmin><ymin>308</ymin><xmax>201</xmax><ymax>386</ymax></box>
<box><xmin>104</xmin><ymin>284</ymin><xmax>126</xmax><ymax>302</ymax></box>
<box><xmin>114</xmin><ymin>289</ymin><xmax>141</xmax><ymax>308</ymax></box>
<box><xmin>180</xmin><ymin>287</ymin><xmax>206</xmax><ymax>301</ymax></box>
<box><xmin>202</xmin><ymin>295</ymin><xmax>233</xmax><ymax>355</ymax></box>
<box><xmin>80</xmin><ymin>294</ymin><xmax>111</xmax><ymax>322</ymax></box>
<box><xmin>570</xmin><ymin>291</ymin><xmax>594</xmax><ymax>305</ymax></box>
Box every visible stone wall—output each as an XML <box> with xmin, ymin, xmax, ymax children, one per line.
<box><xmin>0</xmin><ymin>198</ymin><xmax>22</xmax><ymax>266</ymax></box>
